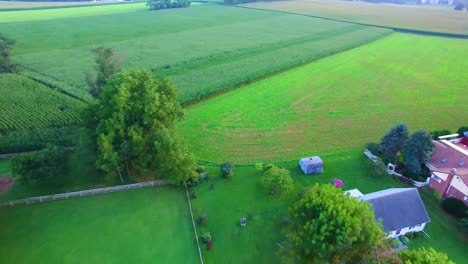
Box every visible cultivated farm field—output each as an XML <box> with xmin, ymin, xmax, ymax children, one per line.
<box><xmin>0</xmin><ymin>187</ymin><xmax>199</xmax><ymax>263</ymax></box>
<box><xmin>0</xmin><ymin>1</ymin><xmax>127</xmax><ymax>11</ymax></box>
<box><xmin>0</xmin><ymin>74</ymin><xmax>85</xmax><ymax>154</ymax></box>
<box><xmin>0</xmin><ymin>3</ymin><xmax>391</xmax><ymax>104</ymax></box>
<box><xmin>243</xmin><ymin>0</ymin><xmax>468</xmax><ymax>35</ymax></box>
<box><xmin>180</xmin><ymin>33</ymin><xmax>468</xmax><ymax>163</ymax></box>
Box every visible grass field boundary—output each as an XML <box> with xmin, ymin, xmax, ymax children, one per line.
<box><xmin>183</xmin><ymin>29</ymin><xmax>392</xmax><ymax>107</ymax></box>
<box><xmin>0</xmin><ymin>180</ymin><xmax>169</xmax><ymax>208</ymax></box>
<box><xmin>185</xmin><ymin>185</ymin><xmax>204</xmax><ymax>264</ymax></box>
<box><xmin>0</xmin><ymin>1</ymin><xmax>145</xmax><ymax>12</ymax></box>
<box><xmin>235</xmin><ymin>5</ymin><xmax>468</xmax><ymax>39</ymax></box>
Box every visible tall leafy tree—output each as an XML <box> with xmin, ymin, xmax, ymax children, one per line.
<box><xmin>0</xmin><ymin>34</ymin><xmax>18</xmax><ymax>73</ymax></box>
<box><xmin>283</xmin><ymin>184</ymin><xmax>384</xmax><ymax>263</ymax></box>
<box><xmin>402</xmin><ymin>130</ymin><xmax>435</xmax><ymax>176</ymax></box>
<box><xmin>91</xmin><ymin>69</ymin><xmax>196</xmax><ymax>184</ymax></box>
<box><xmin>86</xmin><ymin>46</ymin><xmax>123</xmax><ymax>98</ymax></box>
<box><xmin>379</xmin><ymin>123</ymin><xmax>409</xmax><ymax>163</ymax></box>
<box><xmin>398</xmin><ymin>247</ymin><xmax>454</xmax><ymax>264</ymax></box>
<box><xmin>262</xmin><ymin>166</ymin><xmax>293</xmax><ymax>195</ymax></box>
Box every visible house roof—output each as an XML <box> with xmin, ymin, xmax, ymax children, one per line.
<box><xmin>300</xmin><ymin>156</ymin><xmax>322</xmax><ymax>166</ymax></box>
<box><xmin>361</xmin><ymin>188</ymin><xmax>430</xmax><ymax>232</ymax></box>
<box><xmin>428</xmin><ymin>140</ymin><xmax>467</xmax><ymax>171</ymax></box>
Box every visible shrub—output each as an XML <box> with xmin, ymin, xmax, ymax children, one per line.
<box><xmin>221</xmin><ymin>162</ymin><xmax>235</xmax><ymax>178</ymax></box>
<box><xmin>433</xmin><ymin>190</ymin><xmax>443</xmax><ymax>201</ymax></box>
<box><xmin>366</xmin><ymin>142</ymin><xmax>381</xmax><ymax>156</ymax></box>
<box><xmin>280</xmin><ymin>217</ymin><xmax>291</xmax><ymax>228</ymax></box>
<box><xmin>399</xmin><ymin>235</ymin><xmax>410</xmax><ymax>245</ymax></box>
<box><xmin>198</xmin><ymin>214</ymin><xmax>208</xmax><ymax>226</ymax></box>
<box><xmin>187</xmin><ymin>171</ymin><xmax>208</xmax><ymax>186</ymax></box>
<box><xmin>431</xmin><ymin>129</ymin><xmax>452</xmax><ymax>140</ymax></box>
<box><xmin>442</xmin><ymin>198</ymin><xmax>468</xmax><ymax>218</ymax></box>
<box><xmin>263</xmin><ymin>163</ymin><xmax>275</xmax><ymax>171</ymax></box>
<box><xmin>263</xmin><ymin>166</ymin><xmax>294</xmax><ymax>195</ymax></box>
<box><xmin>11</xmin><ymin>144</ymin><xmax>67</xmax><ymax>185</ymax></box>
<box><xmin>201</xmin><ymin>232</ymin><xmax>211</xmax><ymax>243</ymax></box>
<box><xmin>457</xmin><ymin>126</ymin><xmax>468</xmax><ymax>137</ymax></box>
<box><xmin>190</xmin><ymin>190</ymin><xmax>197</xmax><ymax>199</ymax></box>
<box><xmin>255</xmin><ymin>163</ymin><xmax>264</xmax><ymax>173</ymax></box>
<box><xmin>460</xmin><ymin>216</ymin><xmax>468</xmax><ymax>234</ymax></box>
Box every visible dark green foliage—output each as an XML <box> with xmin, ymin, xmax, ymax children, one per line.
<box><xmin>399</xmin><ymin>235</ymin><xmax>410</xmax><ymax>245</ymax></box>
<box><xmin>85</xmin><ymin>46</ymin><xmax>122</xmax><ymax>98</ymax></box>
<box><xmin>0</xmin><ymin>34</ymin><xmax>18</xmax><ymax>73</ymax></box>
<box><xmin>262</xmin><ymin>165</ymin><xmax>294</xmax><ymax>195</ymax></box>
<box><xmin>90</xmin><ymin>69</ymin><xmax>197</xmax><ymax>184</ymax></box>
<box><xmin>460</xmin><ymin>215</ymin><xmax>468</xmax><ymax>234</ymax></box>
<box><xmin>431</xmin><ymin>129</ymin><xmax>452</xmax><ymax>140</ymax></box>
<box><xmin>187</xmin><ymin>171</ymin><xmax>208</xmax><ymax>186</ymax></box>
<box><xmin>402</xmin><ymin>130</ymin><xmax>435</xmax><ymax>176</ymax></box>
<box><xmin>284</xmin><ymin>184</ymin><xmax>384</xmax><ymax>263</ymax></box>
<box><xmin>379</xmin><ymin>123</ymin><xmax>408</xmax><ymax>163</ymax></box>
<box><xmin>442</xmin><ymin>198</ymin><xmax>468</xmax><ymax>218</ymax></box>
<box><xmin>221</xmin><ymin>162</ymin><xmax>235</xmax><ymax>178</ymax></box>
<box><xmin>398</xmin><ymin>247</ymin><xmax>454</xmax><ymax>264</ymax></box>
<box><xmin>146</xmin><ymin>0</ymin><xmax>191</xmax><ymax>10</ymax></box>
<box><xmin>11</xmin><ymin>144</ymin><xmax>67</xmax><ymax>185</ymax></box>
<box><xmin>198</xmin><ymin>214</ymin><xmax>208</xmax><ymax>226</ymax></box>
<box><xmin>201</xmin><ymin>232</ymin><xmax>211</xmax><ymax>243</ymax></box>
<box><xmin>457</xmin><ymin>126</ymin><xmax>468</xmax><ymax>137</ymax></box>
<box><xmin>366</xmin><ymin>142</ymin><xmax>381</xmax><ymax>156</ymax></box>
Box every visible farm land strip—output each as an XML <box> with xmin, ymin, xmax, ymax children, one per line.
<box><xmin>242</xmin><ymin>0</ymin><xmax>468</xmax><ymax>36</ymax></box>
<box><xmin>0</xmin><ymin>187</ymin><xmax>199</xmax><ymax>263</ymax></box>
<box><xmin>180</xmin><ymin>33</ymin><xmax>468</xmax><ymax>163</ymax></box>
<box><xmin>0</xmin><ymin>4</ymin><xmax>390</xmax><ymax>103</ymax></box>
<box><xmin>0</xmin><ymin>74</ymin><xmax>85</xmax><ymax>154</ymax></box>
<box><xmin>0</xmin><ymin>1</ymin><xmax>142</xmax><ymax>11</ymax></box>
<box><xmin>0</xmin><ymin>2</ymin><xmax>147</xmax><ymax>22</ymax></box>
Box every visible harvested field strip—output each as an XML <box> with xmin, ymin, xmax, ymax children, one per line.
<box><xmin>242</xmin><ymin>0</ymin><xmax>468</xmax><ymax>36</ymax></box>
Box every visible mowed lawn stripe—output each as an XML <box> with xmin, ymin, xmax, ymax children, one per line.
<box><xmin>180</xmin><ymin>33</ymin><xmax>468</xmax><ymax>163</ymax></box>
<box><xmin>0</xmin><ymin>187</ymin><xmax>199</xmax><ymax>264</ymax></box>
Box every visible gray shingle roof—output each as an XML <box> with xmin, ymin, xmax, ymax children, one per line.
<box><xmin>361</xmin><ymin>188</ymin><xmax>430</xmax><ymax>232</ymax></box>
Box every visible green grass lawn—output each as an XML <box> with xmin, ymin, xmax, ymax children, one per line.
<box><xmin>0</xmin><ymin>4</ymin><xmax>389</xmax><ymax>103</ymax></box>
<box><xmin>0</xmin><ymin>187</ymin><xmax>199</xmax><ymax>264</ymax></box>
<box><xmin>180</xmin><ymin>33</ymin><xmax>468</xmax><ymax>163</ymax></box>
<box><xmin>191</xmin><ymin>151</ymin><xmax>466</xmax><ymax>263</ymax></box>
<box><xmin>243</xmin><ymin>0</ymin><xmax>468</xmax><ymax>35</ymax></box>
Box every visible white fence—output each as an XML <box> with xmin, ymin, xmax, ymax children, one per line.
<box><xmin>364</xmin><ymin>149</ymin><xmax>429</xmax><ymax>188</ymax></box>
<box><xmin>0</xmin><ymin>180</ymin><xmax>169</xmax><ymax>208</ymax></box>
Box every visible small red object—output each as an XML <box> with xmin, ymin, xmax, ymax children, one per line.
<box><xmin>207</xmin><ymin>241</ymin><xmax>213</xmax><ymax>250</ymax></box>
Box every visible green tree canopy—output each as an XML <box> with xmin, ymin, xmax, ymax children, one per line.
<box><xmin>0</xmin><ymin>34</ymin><xmax>18</xmax><ymax>73</ymax></box>
<box><xmin>86</xmin><ymin>46</ymin><xmax>123</xmax><ymax>98</ymax></box>
<box><xmin>379</xmin><ymin>123</ymin><xmax>409</xmax><ymax>163</ymax></box>
<box><xmin>90</xmin><ymin>69</ymin><xmax>196</xmax><ymax>184</ymax></box>
<box><xmin>284</xmin><ymin>184</ymin><xmax>384</xmax><ymax>263</ymax></box>
<box><xmin>402</xmin><ymin>130</ymin><xmax>435</xmax><ymax>176</ymax></box>
<box><xmin>262</xmin><ymin>166</ymin><xmax>293</xmax><ymax>195</ymax></box>
<box><xmin>398</xmin><ymin>247</ymin><xmax>454</xmax><ymax>264</ymax></box>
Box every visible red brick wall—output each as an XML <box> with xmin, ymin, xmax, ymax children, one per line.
<box><xmin>445</xmin><ymin>186</ymin><xmax>468</xmax><ymax>206</ymax></box>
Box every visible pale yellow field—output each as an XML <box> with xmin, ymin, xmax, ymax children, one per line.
<box><xmin>242</xmin><ymin>0</ymin><xmax>468</xmax><ymax>35</ymax></box>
